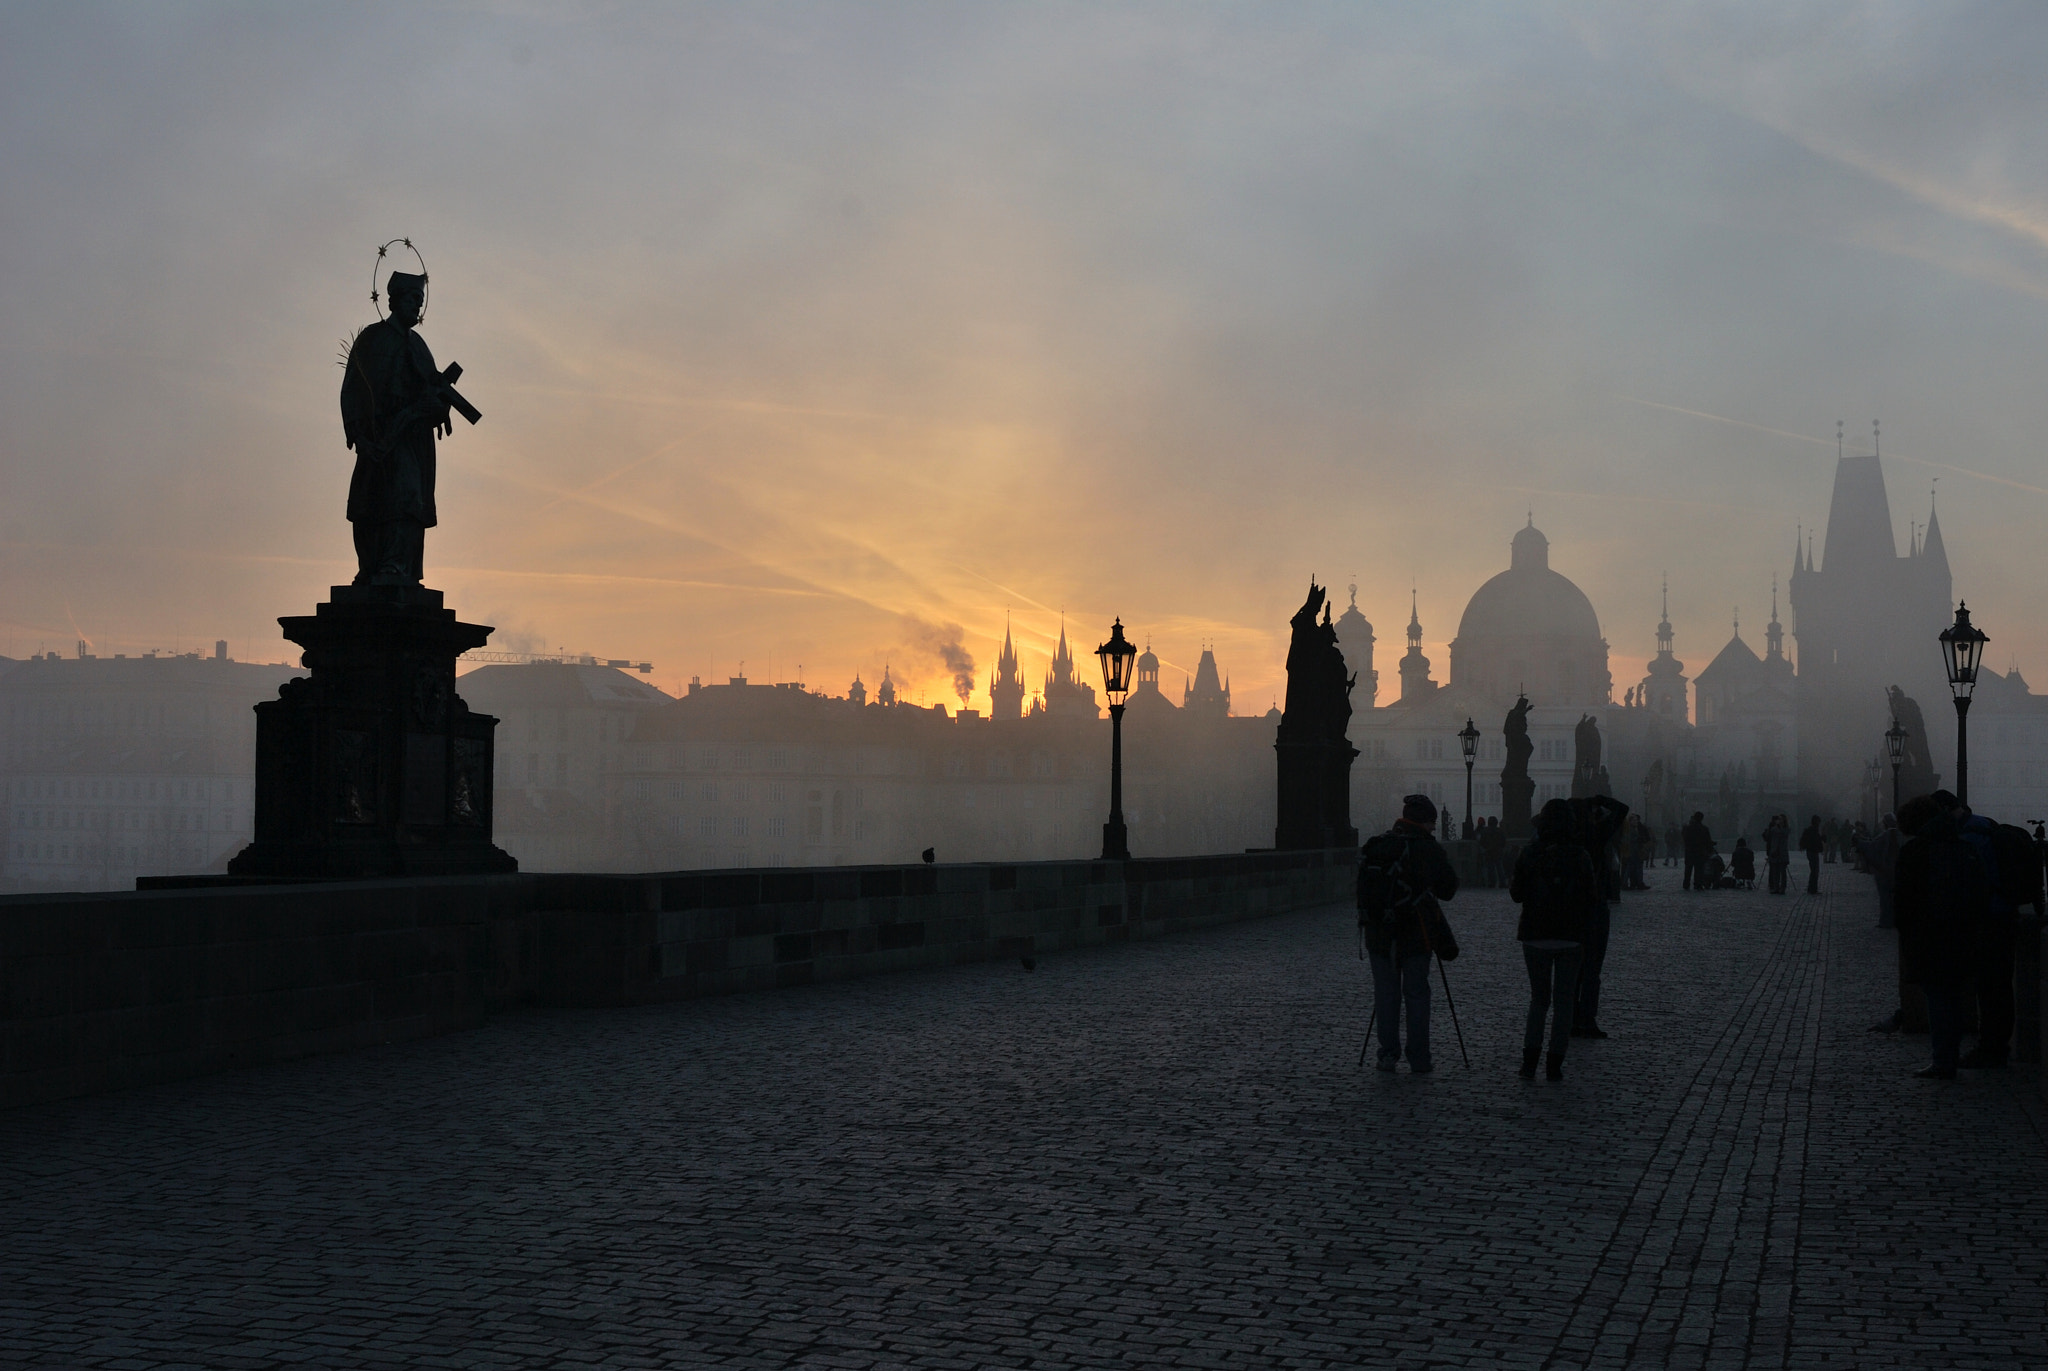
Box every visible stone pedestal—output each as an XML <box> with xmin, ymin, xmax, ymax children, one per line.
<box><xmin>229</xmin><ymin>585</ymin><xmax>516</xmax><ymax>880</ymax></box>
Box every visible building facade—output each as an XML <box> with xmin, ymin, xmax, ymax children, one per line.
<box><xmin>0</xmin><ymin>644</ymin><xmax>300</xmax><ymax>890</ymax></box>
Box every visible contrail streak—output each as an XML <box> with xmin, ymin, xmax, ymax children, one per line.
<box><xmin>1618</xmin><ymin>395</ymin><xmax>2048</xmax><ymax>498</ymax></box>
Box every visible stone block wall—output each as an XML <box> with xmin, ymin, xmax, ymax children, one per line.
<box><xmin>524</xmin><ymin>848</ymin><xmax>1355</xmax><ymax>1007</ymax></box>
<box><xmin>0</xmin><ymin>876</ymin><xmax>522</xmax><ymax>1109</ymax></box>
<box><xmin>1</xmin><ymin>850</ymin><xmax>1352</xmax><ymax>1110</ymax></box>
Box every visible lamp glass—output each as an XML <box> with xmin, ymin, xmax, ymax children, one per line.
<box><xmin>1885</xmin><ymin>719</ymin><xmax>1906</xmax><ymax>766</ymax></box>
<box><xmin>1939</xmin><ymin>602</ymin><xmax>1988</xmax><ymax>696</ymax></box>
<box><xmin>1458</xmin><ymin>718</ymin><xmax>1480</xmax><ymax>763</ymax></box>
<box><xmin>1096</xmin><ymin>619</ymin><xmax>1136</xmax><ymax>705</ymax></box>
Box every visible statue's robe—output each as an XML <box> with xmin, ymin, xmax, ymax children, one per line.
<box><xmin>340</xmin><ymin>318</ymin><xmax>445</xmax><ymax>532</ymax></box>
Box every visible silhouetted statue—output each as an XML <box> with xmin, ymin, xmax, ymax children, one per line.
<box><xmin>1274</xmin><ymin>580</ymin><xmax>1358</xmax><ymax>850</ymax></box>
<box><xmin>1885</xmin><ymin>685</ymin><xmax>1941</xmax><ymax>804</ymax></box>
<box><xmin>228</xmin><ymin>256</ymin><xmax>510</xmax><ymax>881</ymax></box>
<box><xmin>340</xmin><ymin>270</ymin><xmax>481</xmax><ymax>584</ymax></box>
<box><xmin>1571</xmin><ymin>713</ymin><xmax>1604</xmax><ymax>799</ymax></box>
<box><xmin>1501</xmin><ymin>694</ymin><xmax>1534</xmax><ymax>840</ymax></box>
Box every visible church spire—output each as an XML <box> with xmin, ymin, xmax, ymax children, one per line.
<box><xmin>1407</xmin><ymin>587</ymin><xmax>1423</xmax><ymax>649</ymax></box>
<box><xmin>1765</xmin><ymin>576</ymin><xmax>1786</xmax><ymax>664</ymax></box>
<box><xmin>1922</xmin><ymin>481</ymin><xmax>1950</xmax><ymax>577</ymax></box>
<box><xmin>1656</xmin><ymin>574</ymin><xmax>1674</xmax><ymax>657</ymax></box>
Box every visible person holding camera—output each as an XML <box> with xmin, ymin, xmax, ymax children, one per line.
<box><xmin>1357</xmin><ymin>794</ymin><xmax>1461</xmax><ymax>1074</ymax></box>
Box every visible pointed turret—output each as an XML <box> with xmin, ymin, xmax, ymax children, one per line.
<box><xmin>1640</xmin><ymin>575</ymin><xmax>1689</xmax><ymax>720</ymax></box>
<box><xmin>1398</xmin><ymin>590</ymin><xmax>1436</xmax><ymax>703</ymax></box>
<box><xmin>990</xmin><ymin>614</ymin><xmax>1025</xmax><ymax>720</ymax></box>
<box><xmin>1922</xmin><ymin>490</ymin><xmax>1949</xmax><ymax>578</ymax></box>
<box><xmin>849</xmin><ymin>673</ymin><xmax>868</xmax><ymax>707</ymax></box>
<box><xmin>1184</xmin><ymin>645</ymin><xmax>1230</xmax><ymax>718</ymax></box>
<box><xmin>877</xmin><ymin>665</ymin><xmax>897</xmax><ymax>707</ymax></box>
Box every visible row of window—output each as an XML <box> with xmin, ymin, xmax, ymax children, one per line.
<box><xmin>12</xmin><ymin>810</ymin><xmax>240</xmax><ymax>833</ymax></box>
<box><xmin>12</xmin><ymin>778</ymin><xmax>233</xmax><ymax>802</ymax></box>
<box><xmin>13</xmin><ymin>841</ymin><xmax>206</xmax><ymax>865</ymax></box>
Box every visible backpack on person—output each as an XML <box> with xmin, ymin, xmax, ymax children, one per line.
<box><xmin>1357</xmin><ymin>833</ymin><xmax>1422</xmax><ymax>927</ymax></box>
<box><xmin>1358</xmin><ymin>832</ymin><xmax>1460</xmax><ymax>959</ymax></box>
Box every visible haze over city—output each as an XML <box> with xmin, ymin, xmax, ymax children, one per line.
<box><xmin>7</xmin><ymin>5</ymin><xmax>2048</xmax><ymax>709</ymax></box>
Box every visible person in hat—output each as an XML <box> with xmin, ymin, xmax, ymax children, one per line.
<box><xmin>1357</xmin><ymin>793</ymin><xmax>1460</xmax><ymax>1073</ymax></box>
<box><xmin>339</xmin><ymin>270</ymin><xmax>463</xmax><ymax>584</ymax></box>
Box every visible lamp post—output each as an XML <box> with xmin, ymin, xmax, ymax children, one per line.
<box><xmin>1096</xmin><ymin>618</ymin><xmax>1136</xmax><ymax>861</ymax></box>
<box><xmin>1884</xmin><ymin>716</ymin><xmax>1907</xmax><ymax>815</ymax></box>
<box><xmin>1938</xmin><ymin>602</ymin><xmax>1989</xmax><ymax>807</ymax></box>
<box><xmin>1458</xmin><ymin>717</ymin><xmax>1481</xmax><ymax>840</ymax></box>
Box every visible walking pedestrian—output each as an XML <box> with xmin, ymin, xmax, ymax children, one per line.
<box><xmin>1682</xmin><ymin>811</ymin><xmax>1712</xmax><ymax>892</ymax></box>
<box><xmin>1763</xmin><ymin>813</ymin><xmax>1791</xmax><ymax>895</ymax></box>
<box><xmin>1664</xmin><ymin>822</ymin><xmax>1681</xmax><ymax>867</ymax></box>
<box><xmin>1511</xmin><ymin>799</ymin><xmax>1599</xmax><ymax>1081</ymax></box>
<box><xmin>1800</xmin><ymin>815</ymin><xmax>1825</xmax><ymax>894</ymax></box>
<box><xmin>1893</xmin><ymin>794</ymin><xmax>1990</xmax><ymax>1079</ymax></box>
<box><xmin>1357</xmin><ymin>793</ymin><xmax>1460</xmax><ymax>1074</ymax></box>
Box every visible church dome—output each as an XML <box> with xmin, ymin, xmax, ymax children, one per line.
<box><xmin>1455</xmin><ymin>520</ymin><xmax>1602</xmax><ymax>644</ymax></box>
<box><xmin>1450</xmin><ymin>521</ymin><xmax>1610</xmax><ymax>706</ymax></box>
<box><xmin>1455</xmin><ymin>568</ymin><xmax>1603</xmax><ymax>644</ymax></box>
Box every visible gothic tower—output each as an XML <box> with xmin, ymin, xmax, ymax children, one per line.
<box><xmin>989</xmin><ymin>616</ymin><xmax>1024</xmax><ymax>720</ymax></box>
<box><xmin>1789</xmin><ymin>425</ymin><xmax>1953</xmax><ymax>806</ymax></box>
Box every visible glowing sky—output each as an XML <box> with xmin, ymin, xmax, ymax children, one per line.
<box><xmin>7</xmin><ymin>5</ymin><xmax>2048</xmax><ymax>712</ymax></box>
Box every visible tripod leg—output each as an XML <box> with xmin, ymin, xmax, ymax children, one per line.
<box><xmin>1436</xmin><ymin>954</ymin><xmax>1471</xmax><ymax>1069</ymax></box>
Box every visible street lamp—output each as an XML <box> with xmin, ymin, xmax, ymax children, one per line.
<box><xmin>1458</xmin><ymin>717</ymin><xmax>1481</xmax><ymax>840</ymax></box>
<box><xmin>1884</xmin><ymin>716</ymin><xmax>1907</xmax><ymax>814</ymax></box>
<box><xmin>1096</xmin><ymin>618</ymin><xmax>1137</xmax><ymax>861</ymax></box>
<box><xmin>1938</xmin><ymin>602</ymin><xmax>1989</xmax><ymax>807</ymax></box>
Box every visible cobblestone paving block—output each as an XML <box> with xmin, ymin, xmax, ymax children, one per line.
<box><xmin>1</xmin><ymin>867</ymin><xmax>2041</xmax><ymax>1368</ymax></box>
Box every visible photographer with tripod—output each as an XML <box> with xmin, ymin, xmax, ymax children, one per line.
<box><xmin>1357</xmin><ymin>794</ymin><xmax>1461</xmax><ymax>1074</ymax></box>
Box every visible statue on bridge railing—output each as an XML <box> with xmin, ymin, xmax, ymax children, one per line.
<box><xmin>1274</xmin><ymin>580</ymin><xmax>1358</xmax><ymax>850</ymax></box>
<box><xmin>1501</xmin><ymin>693</ymin><xmax>1534</xmax><ymax>841</ymax></box>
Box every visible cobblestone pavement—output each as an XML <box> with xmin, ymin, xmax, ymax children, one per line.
<box><xmin>2</xmin><ymin>868</ymin><xmax>2042</xmax><ymax>1369</ymax></box>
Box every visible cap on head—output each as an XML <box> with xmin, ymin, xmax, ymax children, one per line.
<box><xmin>1401</xmin><ymin>793</ymin><xmax>1437</xmax><ymax>825</ymax></box>
<box><xmin>386</xmin><ymin>270</ymin><xmax>427</xmax><ymax>297</ymax></box>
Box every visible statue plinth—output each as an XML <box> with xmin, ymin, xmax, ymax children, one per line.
<box><xmin>228</xmin><ymin>584</ymin><xmax>516</xmax><ymax>880</ymax></box>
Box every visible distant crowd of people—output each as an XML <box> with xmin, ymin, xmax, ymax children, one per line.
<box><xmin>1355</xmin><ymin>787</ymin><xmax>2043</xmax><ymax>1084</ymax></box>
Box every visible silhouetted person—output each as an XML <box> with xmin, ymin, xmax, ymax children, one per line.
<box><xmin>1681</xmin><ymin>811</ymin><xmax>1712</xmax><ymax>892</ymax></box>
<box><xmin>341</xmin><ymin>271</ymin><xmax>470</xmax><ymax>585</ymax></box>
<box><xmin>1479</xmin><ymin>817</ymin><xmax>1506</xmax><ymax>888</ymax></box>
<box><xmin>1951</xmin><ymin>794</ymin><xmax>2044</xmax><ymax>1068</ymax></box>
<box><xmin>1861</xmin><ymin>814</ymin><xmax>1902</xmax><ymax>928</ymax></box>
<box><xmin>1731</xmin><ymin>836</ymin><xmax>1755</xmax><ymax>887</ymax></box>
<box><xmin>921</xmin><ymin>847</ymin><xmax>935</xmax><ymax>864</ymax></box>
<box><xmin>1357</xmin><ymin>793</ymin><xmax>1460</xmax><ymax>1073</ymax></box>
<box><xmin>1664</xmin><ymin>822</ymin><xmax>1682</xmax><ymax>868</ymax></box>
<box><xmin>1800</xmin><ymin>815</ymin><xmax>1825</xmax><ymax>894</ymax></box>
<box><xmin>1568</xmin><ymin>794</ymin><xmax>1628</xmax><ymax>1039</ymax></box>
<box><xmin>1763</xmin><ymin>813</ymin><xmax>1791</xmax><ymax>895</ymax></box>
<box><xmin>1893</xmin><ymin>794</ymin><xmax>1990</xmax><ymax>1079</ymax></box>
<box><xmin>1511</xmin><ymin>799</ymin><xmax>1599</xmax><ymax>1081</ymax></box>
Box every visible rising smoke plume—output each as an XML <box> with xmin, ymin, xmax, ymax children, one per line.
<box><xmin>906</xmin><ymin>618</ymin><xmax>977</xmax><ymax>706</ymax></box>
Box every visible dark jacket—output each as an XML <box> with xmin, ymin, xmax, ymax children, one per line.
<box><xmin>1510</xmin><ymin>836</ymin><xmax>1598</xmax><ymax>943</ymax></box>
<box><xmin>1358</xmin><ymin>821</ymin><xmax>1459</xmax><ymax>959</ymax></box>
<box><xmin>1799</xmin><ymin>822</ymin><xmax>1824</xmax><ymax>857</ymax></box>
<box><xmin>1682</xmin><ymin>818</ymin><xmax>1712</xmax><ymax>862</ymax></box>
<box><xmin>1894</xmin><ymin>815</ymin><xmax>1990</xmax><ymax>986</ymax></box>
<box><xmin>1763</xmin><ymin>821</ymin><xmax>1791</xmax><ymax>865</ymax></box>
